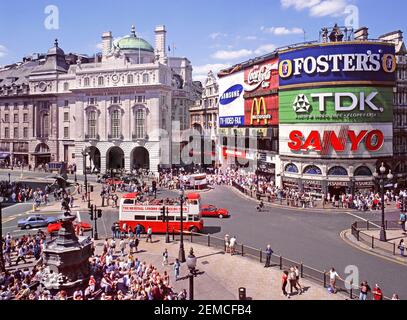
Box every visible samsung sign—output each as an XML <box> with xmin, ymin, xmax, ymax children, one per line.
<box><xmin>218</xmin><ymin>71</ymin><xmax>245</xmax><ymax>127</ymax></box>
<box><xmin>279</xmin><ymin>43</ymin><xmax>396</xmax><ymax>88</ymax></box>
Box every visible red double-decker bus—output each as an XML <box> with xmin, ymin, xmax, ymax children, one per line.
<box><xmin>119</xmin><ymin>193</ymin><xmax>204</xmax><ymax>234</ymax></box>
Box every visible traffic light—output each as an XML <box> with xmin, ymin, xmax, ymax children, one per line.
<box><xmin>90</xmin><ymin>185</ymin><xmax>94</xmax><ymax>193</ymax></box>
<box><xmin>97</xmin><ymin>209</ymin><xmax>102</xmax><ymax>218</ymax></box>
<box><xmin>161</xmin><ymin>206</ymin><xmax>166</xmax><ymax>222</ymax></box>
<box><xmin>89</xmin><ymin>205</ymin><xmax>94</xmax><ymax>221</ymax></box>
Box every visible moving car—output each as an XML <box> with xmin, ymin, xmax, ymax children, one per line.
<box><xmin>47</xmin><ymin>221</ymin><xmax>92</xmax><ymax>234</ymax></box>
<box><xmin>201</xmin><ymin>205</ymin><xmax>230</xmax><ymax>219</ymax></box>
<box><xmin>18</xmin><ymin>215</ymin><xmax>58</xmax><ymax>230</ymax></box>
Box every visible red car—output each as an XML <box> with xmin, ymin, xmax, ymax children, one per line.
<box><xmin>105</xmin><ymin>178</ymin><xmax>123</xmax><ymax>185</ymax></box>
<box><xmin>48</xmin><ymin>221</ymin><xmax>92</xmax><ymax>234</ymax></box>
<box><xmin>201</xmin><ymin>205</ymin><xmax>230</xmax><ymax>219</ymax></box>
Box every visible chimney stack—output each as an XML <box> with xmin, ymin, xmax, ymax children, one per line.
<box><xmin>354</xmin><ymin>27</ymin><xmax>369</xmax><ymax>41</ymax></box>
<box><xmin>155</xmin><ymin>25</ymin><xmax>167</xmax><ymax>64</ymax></box>
<box><xmin>102</xmin><ymin>31</ymin><xmax>113</xmax><ymax>59</ymax></box>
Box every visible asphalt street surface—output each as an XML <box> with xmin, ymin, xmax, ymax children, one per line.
<box><xmin>1</xmin><ymin>170</ymin><xmax>406</xmax><ymax>299</ymax></box>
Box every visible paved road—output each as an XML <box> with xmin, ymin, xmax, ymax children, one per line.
<box><xmin>2</xmin><ymin>171</ymin><xmax>405</xmax><ymax>299</ymax></box>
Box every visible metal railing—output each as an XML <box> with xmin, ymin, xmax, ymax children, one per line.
<box><xmin>172</xmin><ymin>230</ymin><xmax>391</xmax><ymax>300</ymax></box>
<box><xmin>351</xmin><ymin>221</ymin><xmax>403</xmax><ymax>257</ymax></box>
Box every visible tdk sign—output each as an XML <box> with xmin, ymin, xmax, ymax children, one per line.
<box><xmin>220</xmin><ymin>84</ymin><xmax>244</xmax><ymax>105</ymax></box>
<box><xmin>279</xmin><ymin>43</ymin><xmax>397</xmax><ymax>87</ymax></box>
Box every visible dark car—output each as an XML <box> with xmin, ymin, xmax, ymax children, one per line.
<box><xmin>17</xmin><ymin>215</ymin><xmax>58</xmax><ymax>230</ymax></box>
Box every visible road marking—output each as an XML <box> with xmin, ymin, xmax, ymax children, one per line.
<box><xmin>343</xmin><ymin>212</ymin><xmax>381</xmax><ymax>228</ymax></box>
<box><xmin>2</xmin><ymin>217</ymin><xmax>16</xmax><ymax>224</ymax></box>
<box><xmin>340</xmin><ymin>230</ymin><xmax>407</xmax><ymax>267</ymax></box>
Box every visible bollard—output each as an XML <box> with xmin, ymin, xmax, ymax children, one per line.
<box><xmin>323</xmin><ymin>270</ymin><xmax>327</xmax><ymax>288</ymax></box>
<box><xmin>238</xmin><ymin>287</ymin><xmax>246</xmax><ymax>301</ymax></box>
<box><xmin>279</xmin><ymin>256</ymin><xmax>283</xmax><ymax>270</ymax></box>
<box><xmin>241</xmin><ymin>244</ymin><xmax>244</xmax><ymax>257</ymax></box>
<box><xmin>207</xmin><ymin>234</ymin><xmax>210</xmax><ymax>247</ymax></box>
<box><xmin>349</xmin><ymin>280</ymin><xmax>354</xmax><ymax>300</ymax></box>
<box><xmin>300</xmin><ymin>263</ymin><xmax>304</xmax><ymax>278</ymax></box>
<box><xmin>393</xmin><ymin>242</ymin><xmax>396</xmax><ymax>256</ymax></box>
<box><xmin>371</xmin><ymin>236</ymin><xmax>374</xmax><ymax>249</ymax></box>
<box><xmin>260</xmin><ymin>249</ymin><xmax>262</xmax><ymax>263</ymax></box>
<box><xmin>172</xmin><ymin>229</ymin><xmax>175</xmax><ymax>241</ymax></box>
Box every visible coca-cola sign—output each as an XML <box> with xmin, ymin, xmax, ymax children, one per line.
<box><xmin>244</xmin><ymin>58</ymin><xmax>279</xmax><ymax>93</ymax></box>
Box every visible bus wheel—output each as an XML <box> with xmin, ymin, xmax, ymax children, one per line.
<box><xmin>189</xmin><ymin>227</ymin><xmax>199</xmax><ymax>234</ymax></box>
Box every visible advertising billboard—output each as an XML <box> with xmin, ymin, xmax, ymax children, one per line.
<box><xmin>279</xmin><ymin>123</ymin><xmax>393</xmax><ymax>158</ymax></box>
<box><xmin>219</xmin><ymin>58</ymin><xmax>279</xmax><ymax>128</ymax></box>
<box><xmin>218</xmin><ymin>71</ymin><xmax>245</xmax><ymax>127</ymax></box>
<box><xmin>279</xmin><ymin>43</ymin><xmax>396</xmax><ymax>89</ymax></box>
<box><xmin>279</xmin><ymin>87</ymin><xmax>393</xmax><ymax>123</ymax></box>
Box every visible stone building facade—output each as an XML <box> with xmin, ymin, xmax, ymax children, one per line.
<box><xmin>0</xmin><ymin>25</ymin><xmax>194</xmax><ymax>174</ymax></box>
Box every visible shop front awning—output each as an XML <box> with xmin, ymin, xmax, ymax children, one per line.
<box><xmin>0</xmin><ymin>152</ymin><xmax>11</xmax><ymax>160</ymax></box>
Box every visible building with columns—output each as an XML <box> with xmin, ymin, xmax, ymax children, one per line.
<box><xmin>0</xmin><ymin>25</ymin><xmax>195</xmax><ymax>174</ymax></box>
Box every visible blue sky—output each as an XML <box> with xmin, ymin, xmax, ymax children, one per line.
<box><xmin>0</xmin><ymin>0</ymin><xmax>406</xmax><ymax>81</ymax></box>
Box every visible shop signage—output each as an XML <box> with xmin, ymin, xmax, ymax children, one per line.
<box><xmin>328</xmin><ymin>181</ymin><xmax>349</xmax><ymax>187</ymax></box>
<box><xmin>279</xmin><ymin>87</ymin><xmax>393</xmax><ymax>123</ymax></box>
<box><xmin>279</xmin><ymin>43</ymin><xmax>396</xmax><ymax>87</ymax></box>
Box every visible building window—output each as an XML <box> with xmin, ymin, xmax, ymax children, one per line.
<box><xmin>13</xmin><ymin>114</ymin><xmax>18</xmax><ymax>123</ymax></box>
<box><xmin>88</xmin><ymin>111</ymin><xmax>97</xmax><ymax>139</ymax></box>
<box><xmin>64</xmin><ymin>127</ymin><xmax>69</xmax><ymax>139</ymax></box>
<box><xmin>23</xmin><ymin>127</ymin><xmax>28</xmax><ymax>138</ymax></box>
<box><xmin>143</xmin><ymin>73</ymin><xmax>149</xmax><ymax>84</ymax></box>
<box><xmin>354</xmin><ymin>166</ymin><xmax>373</xmax><ymax>177</ymax></box>
<box><xmin>84</xmin><ymin>77</ymin><xmax>90</xmax><ymax>87</ymax></box>
<box><xmin>88</xmin><ymin>97</ymin><xmax>97</xmax><ymax>105</ymax></box>
<box><xmin>23</xmin><ymin>102</ymin><xmax>28</xmax><ymax>109</ymax></box>
<box><xmin>285</xmin><ymin>164</ymin><xmax>299</xmax><ymax>173</ymax></box>
<box><xmin>41</xmin><ymin>113</ymin><xmax>49</xmax><ymax>138</ymax></box>
<box><xmin>64</xmin><ymin>100</ymin><xmax>69</xmax><ymax>107</ymax></box>
<box><xmin>23</xmin><ymin>113</ymin><xmax>28</xmax><ymax>122</ymax></box>
<box><xmin>136</xmin><ymin>95</ymin><xmax>146</xmax><ymax>103</ymax></box>
<box><xmin>127</xmin><ymin>74</ymin><xmax>134</xmax><ymax>84</ymax></box>
<box><xmin>64</xmin><ymin>112</ymin><xmax>69</xmax><ymax>122</ymax></box>
<box><xmin>135</xmin><ymin>108</ymin><xmax>146</xmax><ymax>139</ymax></box>
<box><xmin>14</xmin><ymin>103</ymin><xmax>18</xmax><ymax>110</ymax></box>
<box><xmin>4</xmin><ymin>114</ymin><xmax>9</xmax><ymax>123</ymax></box>
<box><xmin>4</xmin><ymin>127</ymin><xmax>9</xmax><ymax>139</ymax></box>
<box><xmin>98</xmin><ymin>76</ymin><xmax>104</xmax><ymax>86</ymax></box>
<box><xmin>303</xmin><ymin>165</ymin><xmax>322</xmax><ymax>175</ymax></box>
<box><xmin>14</xmin><ymin>127</ymin><xmax>19</xmax><ymax>138</ymax></box>
<box><xmin>64</xmin><ymin>82</ymin><xmax>69</xmax><ymax>91</ymax></box>
<box><xmin>111</xmin><ymin>110</ymin><xmax>121</xmax><ymax>139</ymax></box>
<box><xmin>111</xmin><ymin>96</ymin><xmax>121</xmax><ymax>104</ymax></box>
<box><xmin>328</xmin><ymin>166</ymin><xmax>348</xmax><ymax>176</ymax></box>
<box><xmin>5</xmin><ymin>103</ymin><xmax>9</xmax><ymax>110</ymax></box>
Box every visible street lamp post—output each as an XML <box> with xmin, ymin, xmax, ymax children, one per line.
<box><xmin>0</xmin><ymin>197</ymin><xmax>5</xmax><ymax>272</ymax></box>
<box><xmin>8</xmin><ymin>173</ymin><xmax>10</xmax><ymax>184</ymax></box>
<box><xmin>165</xmin><ymin>207</ymin><xmax>170</xmax><ymax>244</ymax></box>
<box><xmin>373</xmin><ymin>163</ymin><xmax>394</xmax><ymax>242</ymax></box>
<box><xmin>178</xmin><ymin>189</ymin><xmax>186</xmax><ymax>263</ymax></box>
<box><xmin>186</xmin><ymin>248</ymin><xmax>197</xmax><ymax>301</ymax></box>
<box><xmin>82</xmin><ymin>149</ymin><xmax>89</xmax><ymax>204</ymax></box>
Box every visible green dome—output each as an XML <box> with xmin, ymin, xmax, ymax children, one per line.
<box><xmin>117</xmin><ymin>35</ymin><xmax>154</xmax><ymax>53</ymax></box>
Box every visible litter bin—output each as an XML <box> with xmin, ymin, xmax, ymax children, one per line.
<box><xmin>238</xmin><ymin>287</ymin><xmax>246</xmax><ymax>300</ymax></box>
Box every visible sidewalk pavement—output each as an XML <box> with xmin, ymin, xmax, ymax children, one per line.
<box><xmin>342</xmin><ymin>229</ymin><xmax>407</xmax><ymax>266</ymax></box>
<box><xmin>93</xmin><ymin>236</ymin><xmax>346</xmax><ymax>301</ymax></box>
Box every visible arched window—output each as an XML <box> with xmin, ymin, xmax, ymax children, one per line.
<box><xmin>328</xmin><ymin>166</ymin><xmax>348</xmax><ymax>176</ymax></box>
<box><xmin>84</xmin><ymin>77</ymin><xmax>90</xmax><ymax>87</ymax></box>
<box><xmin>285</xmin><ymin>163</ymin><xmax>299</xmax><ymax>173</ymax></box>
<box><xmin>88</xmin><ymin>111</ymin><xmax>97</xmax><ymax>139</ymax></box>
<box><xmin>127</xmin><ymin>74</ymin><xmax>134</xmax><ymax>84</ymax></box>
<box><xmin>303</xmin><ymin>165</ymin><xmax>322</xmax><ymax>175</ymax></box>
<box><xmin>354</xmin><ymin>166</ymin><xmax>373</xmax><ymax>177</ymax></box>
<box><xmin>98</xmin><ymin>76</ymin><xmax>104</xmax><ymax>86</ymax></box>
<box><xmin>143</xmin><ymin>73</ymin><xmax>149</xmax><ymax>84</ymax></box>
<box><xmin>134</xmin><ymin>108</ymin><xmax>146</xmax><ymax>139</ymax></box>
<box><xmin>111</xmin><ymin>110</ymin><xmax>121</xmax><ymax>139</ymax></box>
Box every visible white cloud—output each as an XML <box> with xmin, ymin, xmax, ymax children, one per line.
<box><xmin>261</xmin><ymin>26</ymin><xmax>304</xmax><ymax>36</ymax></box>
<box><xmin>193</xmin><ymin>63</ymin><xmax>230</xmax><ymax>82</ymax></box>
<box><xmin>0</xmin><ymin>45</ymin><xmax>8</xmax><ymax>58</ymax></box>
<box><xmin>209</xmin><ymin>32</ymin><xmax>228</xmax><ymax>40</ymax></box>
<box><xmin>254</xmin><ymin>44</ymin><xmax>276</xmax><ymax>55</ymax></box>
<box><xmin>211</xmin><ymin>49</ymin><xmax>253</xmax><ymax>60</ymax></box>
<box><xmin>245</xmin><ymin>36</ymin><xmax>258</xmax><ymax>41</ymax></box>
<box><xmin>281</xmin><ymin>0</ymin><xmax>349</xmax><ymax>17</ymax></box>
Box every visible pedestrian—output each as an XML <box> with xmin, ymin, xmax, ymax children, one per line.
<box><xmin>129</xmin><ymin>237</ymin><xmax>135</xmax><ymax>255</ymax></box>
<box><xmin>264</xmin><ymin>244</ymin><xmax>273</xmax><ymax>268</ymax></box>
<box><xmin>282</xmin><ymin>270</ymin><xmax>289</xmax><ymax>298</ymax></box>
<box><xmin>146</xmin><ymin>226</ymin><xmax>153</xmax><ymax>243</ymax></box>
<box><xmin>174</xmin><ymin>259</ymin><xmax>181</xmax><ymax>281</ymax></box>
<box><xmin>392</xmin><ymin>294</ymin><xmax>400</xmax><ymax>300</ymax></box>
<box><xmin>400</xmin><ymin>212</ymin><xmax>406</xmax><ymax>233</ymax></box>
<box><xmin>111</xmin><ymin>225</ymin><xmax>116</xmax><ymax>239</ymax></box>
<box><xmin>288</xmin><ymin>267</ymin><xmax>300</xmax><ymax>298</ymax></box>
<box><xmin>372</xmin><ymin>284</ymin><xmax>383</xmax><ymax>301</ymax></box>
<box><xmin>135</xmin><ymin>224</ymin><xmax>142</xmax><ymax>239</ymax></box>
<box><xmin>163</xmin><ymin>249</ymin><xmax>169</xmax><ymax>266</ymax></box>
<box><xmin>224</xmin><ymin>234</ymin><xmax>230</xmax><ymax>253</ymax></box>
<box><xmin>135</xmin><ymin>237</ymin><xmax>139</xmax><ymax>253</ymax></box>
<box><xmin>359</xmin><ymin>281</ymin><xmax>371</xmax><ymax>300</ymax></box>
<box><xmin>328</xmin><ymin>268</ymin><xmax>339</xmax><ymax>294</ymax></box>
<box><xmin>15</xmin><ymin>246</ymin><xmax>27</xmax><ymax>265</ymax></box>
<box><xmin>229</xmin><ymin>236</ymin><xmax>236</xmax><ymax>255</ymax></box>
<box><xmin>398</xmin><ymin>239</ymin><xmax>405</xmax><ymax>256</ymax></box>
<box><xmin>294</xmin><ymin>266</ymin><xmax>304</xmax><ymax>295</ymax></box>
<box><xmin>119</xmin><ymin>238</ymin><xmax>126</xmax><ymax>257</ymax></box>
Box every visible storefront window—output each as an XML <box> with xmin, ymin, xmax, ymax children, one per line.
<box><xmin>354</xmin><ymin>166</ymin><xmax>372</xmax><ymax>177</ymax></box>
<box><xmin>303</xmin><ymin>165</ymin><xmax>322</xmax><ymax>175</ymax></box>
<box><xmin>285</xmin><ymin>163</ymin><xmax>299</xmax><ymax>173</ymax></box>
<box><xmin>328</xmin><ymin>166</ymin><xmax>348</xmax><ymax>176</ymax></box>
